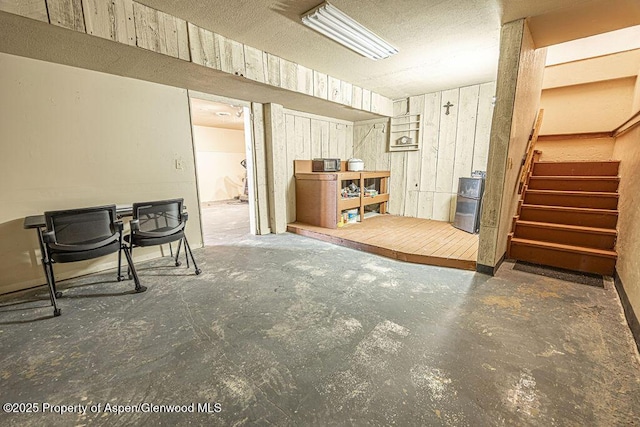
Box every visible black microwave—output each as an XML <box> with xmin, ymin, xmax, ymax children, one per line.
<box><xmin>312</xmin><ymin>158</ymin><xmax>341</xmax><ymax>172</ymax></box>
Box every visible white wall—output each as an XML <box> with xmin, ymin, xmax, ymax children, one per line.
<box><xmin>193</xmin><ymin>126</ymin><xmax>246</xmax><ymax>202</ymax></box>
<box><xmin>0</xmin><ymin>52</ymin><xmax>200</xmax><ymax>294</ymax></box>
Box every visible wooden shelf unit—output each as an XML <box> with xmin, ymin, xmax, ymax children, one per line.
<box><xmin>294</xmin><ymin>160</ymin><xmax>390</xmax><ymax>229</ymax></box>
<box><xmin>389</xmin><ymin>113</ymin><xmax>421</xmax><ymax>151</ymax></box>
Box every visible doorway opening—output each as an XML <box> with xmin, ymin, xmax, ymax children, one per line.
<box><xmin>190</xmin><ymin>97</ymin><xmax>253</xmax><ymax>245</ymax></box>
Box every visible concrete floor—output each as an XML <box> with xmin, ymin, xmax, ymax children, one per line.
<box><xmin>1</xmin><ymin>203</ymin><xmax>639</xmax><ymax>426</ymax></box>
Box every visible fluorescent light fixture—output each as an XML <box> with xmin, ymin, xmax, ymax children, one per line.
<box><xmin>301</xmin><ymin>2</ymin><xmax>398</xmax><ymax>60</ymax></box>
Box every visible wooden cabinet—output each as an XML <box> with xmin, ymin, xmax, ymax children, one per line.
<box><xmin>294</xmin><ymin>160</ymin><xmax>390</xmax><ymax>229</ymax></box>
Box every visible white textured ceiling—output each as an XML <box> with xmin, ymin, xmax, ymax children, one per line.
<box><xmin>138</xmin><ymin>0</ymin><xmax>640</xmax><ymax>99</ymax></box>
<box><xmin>191</xmin><ymin>99</ymin><xmax>245</xmax><ymax>130</ymax></box>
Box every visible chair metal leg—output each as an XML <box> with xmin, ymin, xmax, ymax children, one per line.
<box><xmin>37</xmin><ymin>227</ymin><xmax>62</xmax><ymax>311</ymax></box>
<box><xmin>47</xmin><ymin>260</ymin><xmax>63</xmax><ymax>298</ymax></box>
<box><xmin>174</xmin><ymin>239</ymin><xmax>182</xmax><ymax>267</ymax></box>
<box><xmin>44</xmin><ymin>259</ymin><xmax>61</xmax><ymax>316</ymax></box>
<box><xmin>117</xmin><ymin>245</ymin><xmax>125</xmax><ymax>282</ymax></box>
<box><xmin>122</xmin><ymin>245</ymin><xmax>146</xmax><ymax>293</ymax></box>
<box><xmin>169</xmin><ymin>242</ymin><xmax>173</xmax><ymax>257</ymax></box>
<box><xmin>183</xmin><ymin>236</ymin><xmax>201</xmax><ymax>275</ymax></box>
<box><xmin>127</xmin><ymin>245</ymin><xmax>133</xmax><ymax>279</ymax></box>
<box><xmin>184</xmin><ymin>238</ymin><xmax>190</xmax><ymax>269</ymax></box>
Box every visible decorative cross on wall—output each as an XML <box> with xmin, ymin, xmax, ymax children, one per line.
<box><xmin>443</xmin><ymin>101</ymin><xmax>454</xmax><ymax>115</ymax></box>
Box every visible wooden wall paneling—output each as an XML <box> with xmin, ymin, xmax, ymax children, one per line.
<box><xmin>360</xmin><ymin>124</ymin><xmax>374</xmax><ymax>168</ymax></box>
<box><xmin>187</xmin><ymin>23</ymin><xmax>219</xmax><ymax>69</ymax></box>
<box><xmin>353</xmin><ymin>120</ymin><xmax>388</xmax><ymax>171</ymax></box>
<box><xmin>375</xmin><ymin>120</ymin><xmax>391</xmax><ymax>171</ymax></box>
<box><xmin>0</xmin><ymin>0</ymin><xmax>48</xmax><ymax>21</ymax></box>
<box><xmin>328</xmin><ymin>76</ymin><xmax>342</xmax><ymax>103</ymax></box>
<box><xmin>472</xmin><ymin>81</ymin><xmax>496</xmax><ymax>172</ymax></box>
<box><xmin>388</xmin><ymin>152</ymin><xmax>407</xmax><ymax>215</ymax></box>
<box><xmin>362</xmin><ymin>88</ymin><xmax>372</xmax><ymax>111</ymax></box>
<box><xmin>313</xmin><ymin>71</ymin><xmax>328</xmax><ymax>100</ymax></box>
<box><xmin>404</xmin><ymin>95</ymin><xmax>425</xmax><ymax>217</ymax></box>
<box><xmin>296</xmin><ymin>65</ymin><xmax>313</xmax><ymax>96</ymax></box>
<box><xmin>310</xmin><ymin>119</ymin><xmax>324</xmax><ymax>158</ymax></box>
<box><xmin>336</xmin><ymin>123</ymin><xmax>348</xmax><ymax>160</ymax></box>
<box><xmin>380</xmin><ymin>96</ymin><xmax>394</xmax><ymax>117</ymax></box>
<box><xmin>244</xmin><ymin>45</ymin><xmax>267</xmax><ymax>83</ymax></box>
<box><xmin>320</xmin><ymin>121</ymin><xmax>331</xmax><ymax>157</ymax></box>
<box><xmin>250</xmin><ymin>102</ymin><xmax>271</xmax><ymax>234</ymax></box>
<box><xmin>393</xmin><ymin>99</ymin><xmax>408</xmax><ymax>116</ymax></box>
<box><xmin>341</xmin><ymin>81</ymin><xmax>353</xmax><ymax>107</ymax></box>
<box><xmin>345</xmin><ymin>124</ymin><xmax>354</xmax><ymax>160</ymax></box>
<box><xmin>370</xmin><ymin>92</ymin><xmax>382</xmax><ymax>114</ymax></box>
<box><xmin>388</xmin><ymin>99</ymin><xmax>407</xmax><ymax>213</ymax></box>
<box><xmin>285</xmin><ymin>113</ymin><xmax>297</xmax><ymax>223</ymax></box>
<box><xmin>279</xmin><ymin>58</ymin><xmax>298</xmax><ymax>91</ymax></box>
<box><xmin>215</xmin><ymin>33</ymin><xmax>245</xmax><ymax>75</ymax></box>
<box><xmin>47</xmin><ymin>0</ymin><xmax>85</xmax><ymax>31</ymax></box>
<box><xmin>352</xmin><ymin>124</ymin><xmax>370</xmax><ymax>165</ymax></box>
<box><xmin>372</xmin><ymin>92</ymin><xmax>393</xmax><ymax>115</ymax></box>
<box><xmin>266</xmin><ymin>53</ymin><xmax>281</xmax><ymax>87</ymax></box>
<box><xmin>133</xmin><ymin>2</ymin><xmax>159</xmax><ymax>53</ymax></box>
<box><xmin>328</xmin><ymin>123</ymin><xmax>340</xmax><ymax>158</ymax></box>
<box><xmin>452</xmin><ymin>84</ymin><xmax>480</xmax><ymax>197</ymax></box>
<box><xmin>375</xmin><ymin>121</ymin><xmax>390</xmax><ymax>171</ymax></box>
<box><xmin>433</xmin><ymin>192</ymin><xmax>452</xmax><ymax>221</ymax></box>
<box><xmin>157</xmin><ymin>11</ymin><xmax>189</xmax><ymax>60</ymax></box>
<box><xmin>417</xmin><ymin>191</ymin><xmax>435</xmax><ymax>219</ymax></box>
<box><xmin>83</xmin><ymin>0</ymin><xmax>135</xmax><ymax>45</ymax></box>
<box><xmin>420</xmin><ymin>92</ymin><xmax>442</xmax><ymax>193</ymax></box>
<box><xmin>435</xmin><ymin>88</ymin><xmax>460</xmax><ymax>194</ymax></box>
<box><xmin>294</xmin><ymin>115</ymin><xmax>312</xmax><ymax>160</ymax></box>
<box><xmin>449</xmin><ymin>195</ymin><xmax>458</xmax><ymax>223</ymax></box>
<box><xmin>264</xmin><ymin>103</ymin><xmax>287</xmax><ymax>233</ymax></box>
<box><xmin>404</xmin><ymin>160</ymin><xmax>420</xmax><ymax>217</ymax></box>
<box><xmin>352</xmin><ymin>86</ymin><xmax>363</xmax><ymax>110</ymax></box>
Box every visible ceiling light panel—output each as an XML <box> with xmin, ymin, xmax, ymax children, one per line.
<box><xmin>301</xmin><ymin>2</ymin><xmax>398</xmax><ymax>60</ymax></box>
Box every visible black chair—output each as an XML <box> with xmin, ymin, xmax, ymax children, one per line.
<box><xmin>123</xmin><ymin>199</ymin><xmax>201</xmax><ymax>276</ymax></box>
<box><xmin>42</xmin><ymin>205</ymin><xmax>146</xmax><ymax>316</ymax></box>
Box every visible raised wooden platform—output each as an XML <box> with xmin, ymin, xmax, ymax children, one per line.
<box><xmin>287</xmin><ymin>215</ymin><xmax>479</xmax><ymax>271</ymax></box>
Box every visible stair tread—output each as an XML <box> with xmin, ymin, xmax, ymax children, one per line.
<box><xmin>510</xmin><ymin>237</ymin><xmax>617</xmax><ymax>258</ymax></box>
<box><xmin>526</xmin><ymin>189</ymin><xmax>618</xmax><ymax>197</ymax></box>
<box><xmin>515</xmin><ymin>220</ymin><xmax>617</xmax><ymax>235</ymax></box>
<box><xmin>530</xmin><ymin>176</ymin><xmax>620</xmax><ymax>180</ymax></box>
<box><xmin>534</xmin><ymin>161</ymin><xmax>620</xmax><ymax>164</ymax></box>
<box><xmin>521</xmin><ymin>204</ymin><xmax>618</xmax><ymax>214</ymax></box>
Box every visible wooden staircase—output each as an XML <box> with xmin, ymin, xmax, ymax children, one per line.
<box><xmin>508</xmin><ymin>160</ymin><xmax>619</xmax><ymax>275</ymax></box>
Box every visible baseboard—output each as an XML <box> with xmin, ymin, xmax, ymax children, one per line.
<box><xmin>614</xmin><ymin>269</ymin><xmax>640</xmax><ymax>353</ymax></box>
<box><xmin>476</xmin><ymin>252</ymin><xmax>506</xmax><ymax>276</ymax></box>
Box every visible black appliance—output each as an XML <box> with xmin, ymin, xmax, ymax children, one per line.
<box><xmin>312</xmin><ymin>158</ymin><xmax>341</xmax><ymax>172</ymax></box>
<box><xmin>453</xmin><ymin>177</ymin><xmax>485</xmax><ymax>234</ymax></box>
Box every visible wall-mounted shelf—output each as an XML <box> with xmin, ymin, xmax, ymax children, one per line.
<box><xmin>389</xmin><ymin>114</ymin><xmax>421</xmax><ymax>152</ymax></box>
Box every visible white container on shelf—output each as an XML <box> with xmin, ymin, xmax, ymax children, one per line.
<box><xmin>347</xmin><ymin>158</ymin><xmax>364</xmax><ymax>171</ymax></box>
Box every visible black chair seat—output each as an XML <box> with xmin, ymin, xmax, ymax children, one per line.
<box><xmin>123</xmin><ymin>198</ymin><xmax>201</xmax><ymax>276</ymax></box>
<box><xmin>126</xmin><ymin>230</ymin><xmax>184</xmax><ymax>247</ymax></box>
<box><xmin>50</xmin><ymin>240</ymin><xmax>120</xmax><ymax>263</ymax></box>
